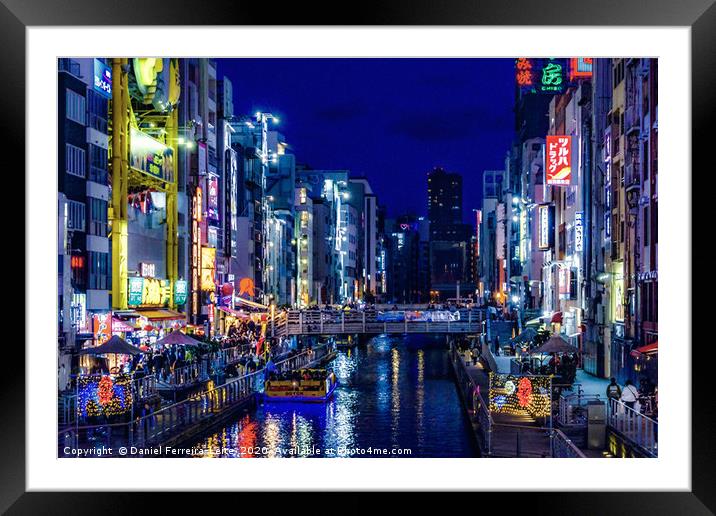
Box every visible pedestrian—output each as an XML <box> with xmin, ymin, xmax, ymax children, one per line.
<box><xmin>606</xmin><ymin>377</ymin><xmax>622</xmax><ymax>401</ymax></box>
<box><xmin>620</xmin><ymin>379</ymin><xmax>640</xmax><ymax>410</ymax></box>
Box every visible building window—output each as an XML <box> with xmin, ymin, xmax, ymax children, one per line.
<box><xmin>67</xmin><ymin>200</ymin><xmax>86</xmax><ymax>232</ymax></box>
<box><xmin>87</xmin><ymin>90</ymin><xmax>108</xmax><ymax>133</ymax></box>
<box><xmin>87</xmin><ymin>251</ymin><xmax>109</xmax><ymax>290</ymax></box>
<box><xmin>65</xmin><ymin>144</ymin><xmax>86</xmax><ymax>178</ymax></box>
<box><xmin>89</xmin><ymin>197</ymin><xmax>108</xmax><ymax>237</ymax></box>
<box><xmin>66</xmin><ymin>89</ymin><xmax>86</xmax><ymax>125</ymax></box>
<box><xmin>88</xmin><ymin>144</ymin><xmax>108</xmax><ymax>183</ymax></box>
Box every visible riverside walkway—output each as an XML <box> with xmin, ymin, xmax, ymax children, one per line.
<box><xmin>449</xmin><ymin>345</ymin><xmax>585</xmax><ymax>458</ymax></box>
<box><xmin>59</xmin><ymin>344</ymin><xmax>335</xmax><ymax>456</ymax></box>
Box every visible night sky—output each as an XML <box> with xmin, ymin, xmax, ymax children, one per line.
<box><xmin>217</xmin><ymin>58</ymin><xmax>515</xmax><ymax>223</ymax></box>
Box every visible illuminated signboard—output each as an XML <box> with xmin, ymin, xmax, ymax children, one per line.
<box><xmin>93</xmin><ymin>59</ymin><xmax>112</xmax><ymax>99</ymax></box>
<box><xmin>515</xmin><ymin>58</ymin><xmax>535</xmax><ymax>87</ymax></box>
<box><xmin>140</xmin><ymin>262</ymin><xmax>155</xmax><ymax>278</ymax></box>
<box><xmin>612</xmin><ymin>265</ymin><xmax>625</xmax><ymax>323</ymax></box>
<box><xmin>198</xmin><ymin>142</ymin><xmax>207</xmax><ymax>176</ymax></box>
<box><xmin>540</xmin><ymin>60</ymin><xmax>565</xmax><ymax>92</ymax></box>
<box><xmin>574</xmin><ymin>212</ymin><xmax>584</xmax><ymax>252</ymax></box>
<box><xmin>207</xmin><ymin>176</ymin><xmax>219</xmax><ymax>221</ymax></box>
<box><xmin>174</xmin><ymin>280</ymin><xmax>188</xmax><ymax>306</ymax></box>
<box><xmin>570</xmin><ymin>57</ymin><xmax>593</xmax><ymax>80</ymax></box>
<box><xmin>128</xmin><ymin>277</ymin><xmax>144</xmax><ymax>306</ymax></box>
<box><xmin>604</xmin><ymin>127</ymin><xmax>612</xmax><ymax>239</ymax></box>
<box><xmin>129</xmin><ymin>127</ymin><xmax>174</xmax><ymax>182</ymax></box>
<box><xmin>546</xmin><ymin>135</ymin><xmax>573</xmax><ymax>186</ymax></box>
<box><xmin>93</xmin><ymin>313</ymin><xmax>111</xmax><ymax>345</ymax></box>
<box><xmin>489</xmin><ymin>373</ymin><xmax>552</xmax><ymax>418</ymax></box>
<box><xmin>127</xmin><ymin>277</ymin><xmax>169</xmax><ymax>307</ymax></box>
<box><xmin>537</xmin><ymin>204</ymin><xmax>554</xmax><ymax>251</ymax></box>
<box><xmin>201</xmin><ymin>247</ymin><xmax>216</xmax><ymax>291</ymax></box>
<box><xmin>558</xmin><ymin>266</ymin><xmax>570</xmax><ymax>296</ymax></box>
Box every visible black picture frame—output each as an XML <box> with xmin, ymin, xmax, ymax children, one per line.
<box><xmin>3</xmin><ymin>0</ymin><xmax>712</xmax><ymax>512</ymax></box>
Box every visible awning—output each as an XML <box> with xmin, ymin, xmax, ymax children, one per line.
<box><xmin>218</xmin><ymin>306</ymin><xmax>251</xmax><ymax>319</ymax></box>
<box><xmin>630</xmin><ymin>341</ymin><xmax>658</xmax><ymax>358</ymax></box>
<box><xmin>112</xmin><ymin>317</ymin><xmax>136</xmax><ymax>332</ymax></box>
<box><xmin>525</xmin><ymin>317</ymin><xmax>543</xmax><ymax>327</ymax></box>
<box><xmin>136</xmin><ymin>309</ymin><xmax>187</xmax><ymax>321</ymax></box>
<box><xmin>551</xmin><ymin>311</ymin><xmax>563</xmax><ymax>324</ymax></box>
<box><xmin>234</xmin><ymin>297</ymin><xmax>268</xmax><ymax>310</ymax></box>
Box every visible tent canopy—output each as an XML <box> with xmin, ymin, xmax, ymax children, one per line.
<box><xmin>154</xmin><ymin>330</ymin><xmax>203</xmax><ymax>347</ymax></box>
<box><xmin>532</xmin><ymin>334</ymin><xmax>578</xmax><ymax>355</ymax></box>
<box><xmin>78</xmin><ymin>335</ymin><xmax>143</xmax><ymax>356</ymax></box>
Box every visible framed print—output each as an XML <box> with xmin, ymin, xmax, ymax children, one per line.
<box><xmin>3</xmin><ymin>0</ymin><xmax>713</xmax><ymax>512</ymax></box>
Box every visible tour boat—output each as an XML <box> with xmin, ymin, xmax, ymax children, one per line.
<box><xmin>263</xmin><ymin>369</ymin><xmax>338</xmax><ymax>402</ymax></box>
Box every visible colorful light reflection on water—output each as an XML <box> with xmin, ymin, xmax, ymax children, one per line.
<box><xmin>193</xmin><ymin>334</ymin><xmax>478</xmax><ymax>458</ymax></box>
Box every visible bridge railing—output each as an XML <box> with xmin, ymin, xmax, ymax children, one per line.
<box><xmin>285</xmin><ymin>308</ymin><xmax>484</xmax><ymax>335</ymax></box>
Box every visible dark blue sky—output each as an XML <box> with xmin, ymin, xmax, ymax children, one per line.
<box><xmin>217</xmin><ymin>58</ymin><xmax>515</xmax><ymax>223</ymax></box>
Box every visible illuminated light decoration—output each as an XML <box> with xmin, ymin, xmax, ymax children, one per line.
<box><xmin>504</xmin><ymin>380</ymin><xmax>516</xmax><ymax>395</ymax></box>
<box><xmin>517</xmin><ymin>377</ymin><xmax>533</xmax><ymax>407</ymax></box>
<box><xmin>515</xmin><ymin>57</ymin><xmax>534</xmax><ymax>86</ymax></box>
<box><xmin>71</xmin><ymin>255</ymin><xmax>85</xmax><ymax>269</ymax></box>
<box><xmin>489</xmin><ymin>373</ymin><xmax>552</xmax><ymax>418</ymax></box>
<box><xmin>98</xmin><ymin>375</ymin><xmax>114</xmax><ymax>406</ymax></box>
<box><xmin>546</xmin><ymin>135</ymin><xmax>573</xmax><ymax>186</ymax></box>
<box><xmin>77</xmin><ymin>374</ymin><xmax>133</xmax><ymax>418</ymax></box>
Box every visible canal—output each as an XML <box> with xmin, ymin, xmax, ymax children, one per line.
<box><xmin>191</xmin><ymin>334</ymin><xmax>479</xmax><ymax>457</ymax></box>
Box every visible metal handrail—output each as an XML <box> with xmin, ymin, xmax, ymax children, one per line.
<box><xmin>59</xmin><ymin>344</ymin><xmax>330</xmax><ymax>453</ymax></box>
<box><xmin>607</xmin><ymin>397</ymin><xmax>658</xmax><ymax>456</ymax></box>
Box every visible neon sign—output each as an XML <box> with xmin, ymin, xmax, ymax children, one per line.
<box><xmin>515</xmin><ymin>58</ymin><xmax>534</xmax><ymax>86</ymax></box>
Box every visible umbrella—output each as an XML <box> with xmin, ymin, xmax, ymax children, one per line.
<box><xmin>154</xmin><ymin>330</ymin><xmax>203</xmax><ymax>347</ymax></box>
<box><xmin>532</xmin><ymin>334</ymin><xmax>578</xmax><ymax>355</ymax></box>
<box><xmin>509</xmin><ymin>327</ymin><xmax>538</xmax><ymax>344</ymax></box>
<box><xmin>78</xmin><ymin>335</ymin><xmax>143</xmax><ymax>356</ymax></box>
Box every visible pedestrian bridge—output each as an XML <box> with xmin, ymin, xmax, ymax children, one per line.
<box><xmin>273</xmin><ymin>308</ymin><xmax>485</xmax><ymax>336</ymax></box>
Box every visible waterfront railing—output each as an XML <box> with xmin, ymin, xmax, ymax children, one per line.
<box><xmin>59</xmin><ymin>344</ymin><xmax>331</xmax><ymax>454</ymax></box>
<box><xmin>607</xmin><ymin>397</ymin><xmax>658</xmax><ymax>456</ymax></box>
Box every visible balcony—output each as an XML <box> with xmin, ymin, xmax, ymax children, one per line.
<box><xmin>625</xmin><ymin>105</ymin><xmax>641</xmax><ymax>135</ymax></box>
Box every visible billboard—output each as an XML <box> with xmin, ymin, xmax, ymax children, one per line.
<box><xmin>93</xmin><ymin>59</ymin><xmax>112</xmax><ymax>99</ymax></box>
<box><xmin>201</xmin><ymin>247</ymin><xmax>216</xmax><ymax>291</ymax></box>
<box><xmin>537</xmin><ymin>204</ymin><xmax>554</xmax><ymax>251</ymax></box>
<box><xmin>574</xmin><ymin>212</ymin><xmax>584</xmax><ymax>252</ymax></box>
<box><xmin>546</xmin><ymin>135</ymin><xmax>573</xmax><ymax>186</ymax></box>
<box><xmin>129</xmin><ymin>127</ymin><xmax>174</xmax><ymax>182</ymax></box>
<box><xmin>207</xmin><ymin>175</ymin><xmax>219</xmax><ymax>221</ymax></box>
<box><xmin>174</xmin><ymin>280</ymin><xmax>188</xmax><ymax>306</ymax></box>
<box><xmin>92</xmin><ymin>313</ymin><xmax>112</xmax><ymax>345</ymax></box>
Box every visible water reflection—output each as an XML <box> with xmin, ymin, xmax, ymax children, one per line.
<box><xmin>193</xmin><ymin>335</ymin><xmax>477</xmax><ymax>458</ymax></box>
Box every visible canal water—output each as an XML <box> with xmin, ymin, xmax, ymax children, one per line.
<box><xmin>192</xmin><ymin>334</ymin><xmax>478</xmax><ymax>458</ymax></box>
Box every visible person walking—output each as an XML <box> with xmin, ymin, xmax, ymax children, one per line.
<box><xmin>606</xmin><ymin>378</ymin><xmax>622</xmax><ymax>401</ymax></box>
<box><xmin>620</xmin><ymin>379</ymin><xmax>640</xmax><ymax>410</ymax></box>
